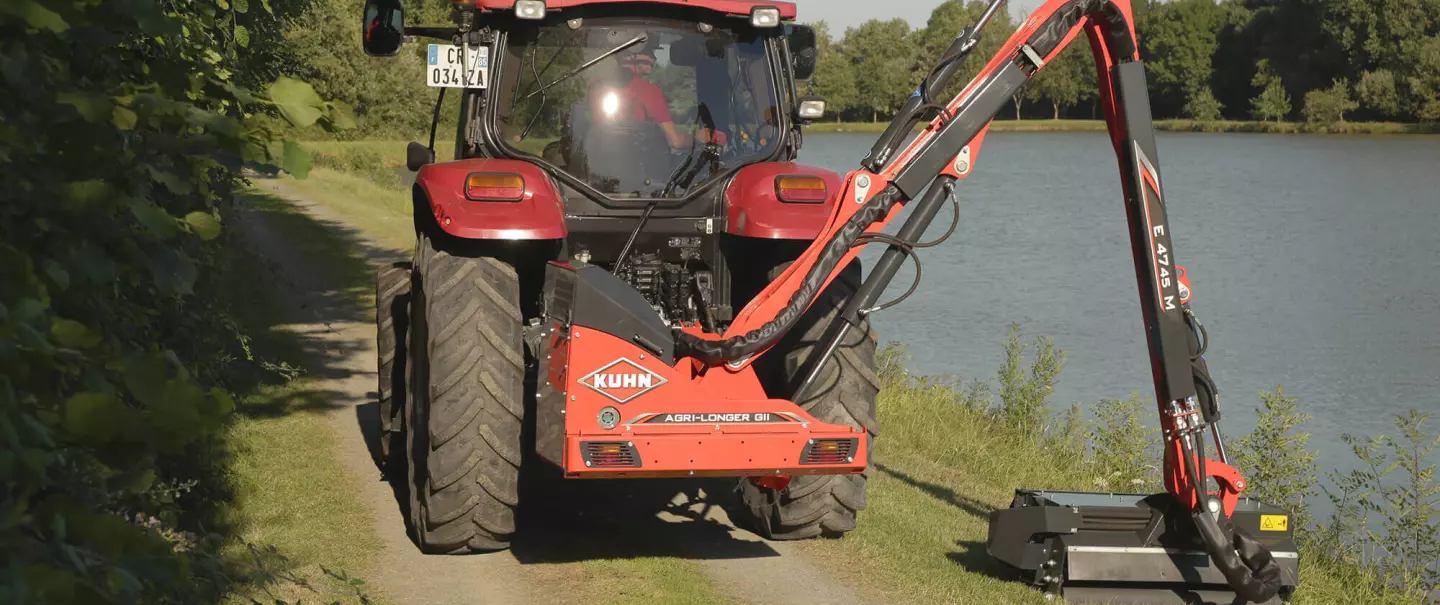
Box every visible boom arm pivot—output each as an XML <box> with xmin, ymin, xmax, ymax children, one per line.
<box><xmin>673</xmin><ymin>0</ymin><xmax>1286</xmax><ymax>600</ymax></box>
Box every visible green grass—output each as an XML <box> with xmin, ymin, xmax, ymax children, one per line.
<box><xmin>212</xmin><ymin>206</ymin><xmax>387</xmax><ymax>604</ymax></box>
<box><xmin>804</xmin><ymin>118</ymin><xmax>1440</xmax><ymax>134</ymax></box>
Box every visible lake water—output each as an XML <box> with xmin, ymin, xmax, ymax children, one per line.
<box><xmin>797</xmin><ymin>131</ymin><xmax>1440</xmax><ymax>478</ymax></box>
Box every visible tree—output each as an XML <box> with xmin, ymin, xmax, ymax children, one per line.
<box><xmin>1356</xmin><ymin>69</ymin><xmax>1403</xmax><ymax>118</ymax></box>
<box><xmin>909</xmin><ymin>0</ymin><xmax>1016</xmax><ymax>101</ymax></box>
<box><xmin>1031</xmin><ymin>44</ymin><xmax>1089</xmax><ymax>119</ymax></box>
<box><xmin>284</xmin><ymin>0</ymin><xmax>436</xmax><ymax>136</ymax></box>
<box><xmin>1137</xmin><ymin>0</ymin><xmax>1227</xmax><ymax>117</ymax></box>
<box><xmin>1303</xmin><ymin>78</ymin><xmax>1359</xmax><ymax>124</ymax></box>
<box><xmin>1184</xmin><ymin>86</ymin><xmax>1224</xmax><ymax>120</ymax></box>
<box><xmin>1250</xmin><ymin>59</ymin><xmax>1291</xmax><ymax>121</ymax></box>
<box><xmin>1412</xmin><ymin>35</ymin><xmax>1440</xmax><ymax>121</ymax></box>
<box><xmin>841</xmin><ymin>19</ymin><xmax>918</xmax><ymax>121</ymax></box>
<box><xmin>804</xmin><ymin>22</ymin><xmax>858</xmax><ymax>119</ymax></box>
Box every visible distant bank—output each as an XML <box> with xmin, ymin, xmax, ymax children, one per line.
<box><xmin>806</xmin><ymin>119</ymin><xmax>1440</xmax><ymax>135</ymax></box>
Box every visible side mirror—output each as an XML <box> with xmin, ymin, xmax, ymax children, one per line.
<box><xmin>406</xmin><ymin>142</ymin><xmax>435</xmax><ymax>172</ymax></box>
<box><xmin>797</xmin><ymin>95</ymin><xmax>825</xmax><ymax>122</ymax></box>
<box><xmin>786</xmin><ymin>24</ymin><xmax>817</xmax><ymax>81</ymax></box>
<box><xmin>363</xmin><ymin>0</ymin><xmax>406</xmax><ymax>57</ymax></box>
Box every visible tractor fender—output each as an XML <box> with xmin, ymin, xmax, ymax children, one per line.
<box><xmin>413</xmin><ymin>158</ymin><xmax>566</xmax><ymax>240</ymax></box>
<box><xmin>723</xmin><ymin>162</ymin><xmax>841</xmax><ymax>240</ymax></box>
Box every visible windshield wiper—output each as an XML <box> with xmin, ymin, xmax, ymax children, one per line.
<box><xmin>523</xmin><ymin>34</ymin><xmax>646</xmax><ymax>100</ymax></box>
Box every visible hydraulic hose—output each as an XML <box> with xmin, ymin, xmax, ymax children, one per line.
<box><xmin>1179</xmin><ymin>433</ymin><xmax>1284</xmax><ymax>602</ymax></box>
<box><xmin>673</xmin><ymin>185</ymin><xmax>903</xmax><ymax>364</ymax></box>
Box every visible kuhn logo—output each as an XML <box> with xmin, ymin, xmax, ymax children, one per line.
<box><xmin>579</xmin><ymin>358</ymin><xmax>666</xmax><ymax>404</ymax></box>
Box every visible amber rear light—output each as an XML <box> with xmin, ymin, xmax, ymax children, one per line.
<box><xmin>466</xmin><ymin>172</ymin><xmax>525</xmax><ymax>201</ymax></box>
<box><xmin>775</xmin><ymin>175</ymin><xmax>828</xmax><ymax>203</ymax></box>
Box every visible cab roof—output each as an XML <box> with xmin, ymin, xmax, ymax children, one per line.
<box><xmin>469</xmin><ymin>0</ymin><xmax>798</xmax><ymax>20</ymax></box>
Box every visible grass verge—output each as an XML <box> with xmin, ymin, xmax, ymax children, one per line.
<box><xmin>214</xmin><ymin>205</ymin><xmax>385</xmax><ymax>604</ymax></box>
<box><xmin>798</xmin><ymin>338</ymin><xmax>1432</xmax><ymax>604</ymax></box>
<box><xmin>244</xmin><ymin>179</ymin><xmax>733</xmax><ymax>605</ymax></box>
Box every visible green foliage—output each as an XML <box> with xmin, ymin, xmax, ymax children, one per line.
<box><xmin>1031</xmin><ymin>44</ymin><xmax>1094</xmax><ymax>119</ymax></box>
<box><xmin>804</xmin><ymin>21</ymin><xmax>858</xmax><ymax>118</ymax></box>
<box><xmin>909</xmin><ymin>0</ymin><xmax>1016</xmax><ymax>101</ymax></box>
<box><xmin>281</xmin><ymin>0</ymin><xmax>440</xmax><ymax>139</ymax></box>
<box><xmin>1357</xmin><ymin>69</ymin><xmax>1403</xmax><ymax>118</ymax></box>
<box><xmin>1321</xmin><ymin>411</ymin><xmax>1440</xmax><ymax>597</ymax></box>
<box><xmin>1233</xmin><ymin>386</ymin><xmax>1319</xmax><ymax>533</ymax></box>
<box><xmin>1184</xmin><ymin>86</ymin><xmax>1225</xmax><ymax>120</ymax></box>
<box><xmin>1251</xmin><ymin>60</ymin><xmax>1293</xmax><ymax>121</ymax></box>
<box><xmin>995</xmin><ymin>324</ymin><xmax>1064</xmax><ymax>440</ymax></box>
<box><xmin>1137</xmin><ymin>0</ymin><xmax>1228</xmax><ymax>115</ymax></box>
<box><xmin>841</xmin><ymin>18</ymin><xmax>917</xmax><ymax>121</ymax></box>
<box><xmin>1303</xmin><ymin>78</ymin><xmax>1361</xmax><ymax>123</ymax></box>
<box><xmin>0</xmin><ymin>0</ymin><xmax>349</xmax><ymax>600</ymax></box>
<box><xmin>1089</xmin><ymin>392</ymin><xmax>1161</xmax><ymax>491</ymax></box>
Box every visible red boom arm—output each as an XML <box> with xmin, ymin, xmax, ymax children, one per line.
<box><xmin>672</xmin><ymin>0</ymin><xmax>1284</xmax><ymax>599</ymax></box>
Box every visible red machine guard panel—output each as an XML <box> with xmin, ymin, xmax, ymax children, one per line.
<box><xmin>724</xmin><ymin>163</ymin><xmax>843</xmax><ymax>240</ymax></box>
<box><xmin>414</xmin><ymin>158</ymin><xmax>567</xmax><ymax>240</ymax></box>
<box><xmin>542</xmin><ymin>325</ymin><xmax>866</xmax><ymax>479</ymax></box>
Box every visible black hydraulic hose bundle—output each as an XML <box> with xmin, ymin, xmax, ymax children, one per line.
<box><xmin>673</xmin><ymin>184</ymin><xmax>905</xmax><ymax>365</ymax></box>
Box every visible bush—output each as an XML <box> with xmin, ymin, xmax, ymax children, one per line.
<box><xmin>1303</xmin><ymin>78</ymin><xmax>1360</xmax><ymax>124</ymax></box>
<box><xmin>995</xmin><ymin>324</ymin><xmax>1065</xmax><ymax>440</ymax></box>
<box><xmin>0</xmin><ymin>0</ymin><xmax>344</xmax><ymax>601</ymax></box>
<box><xmin>1089</xmin><ymin>392</ymin><xmax>1161</xmax><ymax>491</ymax></box>
<box><xmin>1321</xmin><ymin>410</ymin><xmax>1440</xmax><ymax>597</ymax></box>
<box><xmin>1233</xmin><ymin>386</ymin><xmax>1319</xmax><ymax>533</ymax></box>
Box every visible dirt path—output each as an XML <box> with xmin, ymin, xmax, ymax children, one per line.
<box><xmin>237</xmin><ymin>177</ymin><xmax>880</xmax><ymax>605</ymax></box>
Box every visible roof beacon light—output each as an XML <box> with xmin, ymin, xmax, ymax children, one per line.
<box><xmin>515</xmin><ymin>0</ymin><xmax>546</xmax><ymax>20</ymax></box>
<box><xmin>750</xmin><ymin>6</ymin><xmax>781</xmax><ymax>28</ymax></box>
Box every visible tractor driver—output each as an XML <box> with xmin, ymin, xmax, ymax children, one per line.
<box><xmin>589</xmin><ymin>49</ymin><xmax>690</xmax><ymax>150</ymax></box>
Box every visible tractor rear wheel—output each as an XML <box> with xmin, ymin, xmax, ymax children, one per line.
<box><xmin>740</xmin><ymin>261</ymin><xmax>880</xmax><ymax>540</ymax></box>
<box><xmin>376</xmin><ymin>261</ymin><xmax>412</xmax><ymax>461</ymax></box>
<box><xmin>405</xmin><ymin>234</ymin><xmax>524</xmax><ymax>553</ymax></box>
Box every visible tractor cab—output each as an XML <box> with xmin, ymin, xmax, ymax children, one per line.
<box><xmin>495</xmin><ymin>14</ymin><xmax>792</xmax><ymax>199</ymax></box>
<box><xmin>365</xmin><ymin>0</ymin><xmax>835</xmax><ymax>336</ymax></box>
<box><xmin>365</xmin><ymin>0</ymin><xmax>824</xmax><ymax>201</ymax></box>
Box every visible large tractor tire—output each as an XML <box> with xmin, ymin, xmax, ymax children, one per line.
<box><xmin>405</xmin><ymin>234</ymin><xmax>525</xmax><ymax>553</ymax></box>
<box><xmin>740</xmin><ymin>261</ymin><xmax>881</xmax><ymax>540</ymax></box>
<box><xmin>376</xmin><ymin>261</ymin><xmax>412</xmax><ymax>461</ymax></box>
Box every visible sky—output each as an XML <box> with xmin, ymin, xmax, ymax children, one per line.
<box><xmin>795</xmin><ymin>0</ymin><xmax>1042</xmax><ymax>33</ymax></box>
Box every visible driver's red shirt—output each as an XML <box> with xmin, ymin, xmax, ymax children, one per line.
<box><xmin>591</xmin><ymin>77</ymin><xmax>672</xmax><ymax>124</ymax></box>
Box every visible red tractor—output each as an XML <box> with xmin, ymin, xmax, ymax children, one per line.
<box><xmin>369</xmin><ymin>0</ymin><xmax>872</xmax><ymax>552</ymax></box>
<box><xmin>366</xmin><ymin>0</ymin><xmax>1298</xmax><ymax>602</ymax></box>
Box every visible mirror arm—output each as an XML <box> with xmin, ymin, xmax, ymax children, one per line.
<box><xmin>405</xmin><ymin>26</ymin><xmax>455</xmax><ymax>40</ymax></box>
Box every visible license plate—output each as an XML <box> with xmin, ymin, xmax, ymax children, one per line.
<box><xmin>426</xmin><ymin>44</ymin><xmax>488</xmax><ymax>89</ymax></box>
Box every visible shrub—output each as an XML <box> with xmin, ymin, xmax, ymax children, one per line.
<box><xmin>0</xmin><ymin>0</ymin><xmax>345</xmax><ymax>601</ymax></box>
<box><xmin>1184</xmin><ymin>87</ymin><xmax>1225</xmax><ymax>121</ymax></box>
<box><xmin>1322</xmin><ymin>411</ymin><xmax>1440</xmax><ymax>597</ymax></box>
<box><xmin>1233</xmin><ymin>386</ymin><xmax>1319</xmax><ymax>533</ymax></box>
<box><xmin>1303</xmin><ymin>78</ymin><xmax>1360</xmax><ymax>125</ymax></box>
<box><xmin>1089</xmin><ymin>392</ymin><xmax>1161</xmax><ymax>491</ymax></box>
<box><xmin>995</xmin><ymin>324</ymin><xmax>1065</xmax><ymax>440</ymax></box>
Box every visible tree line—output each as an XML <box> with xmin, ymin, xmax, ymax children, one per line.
<box><xmin>805</xmin><ymin>0</ymin><xmax>1440</xmax><ymax>124</ymax></box>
